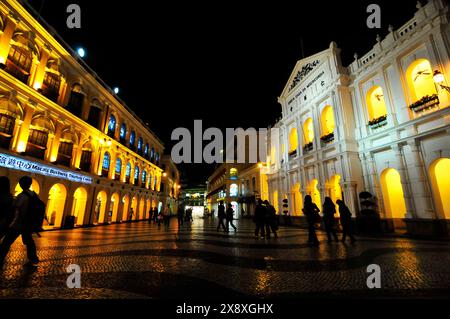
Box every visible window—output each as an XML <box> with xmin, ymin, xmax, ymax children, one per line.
<box><xmin>129</xmin><ymin>131</ymin><xmax>136</xmax><ymax>148</ymax></box>
<box><xmin>119</xmin><ymin>123</ymin><xmax>127</xmax><ymax>143</ymax></box>
<box><xmin>288</xmin><ymin>127</ymin><xmax>298</xmax><ymax>155</ymax></box>
<box><xmin>28</xmin><ymin>129</ymin><xmax>48</xmax><ymax>147</ymax></box>
<box><xmin>303</xmin><ymin>118</ymin><xmax>314</xmax><ymax>144</ymax></box>
<box><xmin>137</xmin><ymin>137</ymin><xmax>143</xmax><ymax>154</ymax></box>
<box><xmin>115</xmin><ymin>158</ymin><xmax>122</xmax><ymax>175</ymax></box>
<box><xmin>144</xmin><ymin>143</ymin><xmax>149</xmax><ymax>159</ymax></box>
<box><xmin>321</xmin><ymin>106</ymin><xmax>335</xmax><ymax>135</ymax></box>
<box><xmin>42</xmin><ymin>72</ymin><xmax>61</xmax><ymax>102</ymax></box>
<box><xmin>366</xmin><ymin>86</ymin><xmax>388</xmax><ymax>121</ymax></box>
<box><xmin>230</xmin><ymin>168</ymin><xmax>238</xmax><ymax>180</ymax></box>
<box><xmin>0</xmin><ymin>113</ymin><xmax>15</xmax><ymax>149</ymax></box>
<box><xmin>67</xmin><ymin>90</ymin><xmax>84</xmax><ymax>117</ymax></box>
<box><xmin>6</xmin><ymin>45</ymin><xmax>32</xmax><ymax>83</ymax></box>
<box><xmin>87</xmin><ymin>105</ymin><xmax>101</xmax><ymax>128</ymax></box>
<box><xmin>230</xmin><ymin>184</ymin><xmax>238</xmax><ymax>197</ymax></box>
<box><xmin>155</xmin><ymin>153</ymin><xmax>160</xmax><ymax>165</ymax></box>
<box><xmin>142</xmin><ymin>170</ymin><xmax>147</xmax><ymax>186</ymax></box>
<box><xmin>80</xmin><ymin>149</ymin><xmax>92</xmax><ymax>172</ymax></box>
<box><xmin>150</xmin><ymin>147</ymin><xmax>155</xmax><ymax>162</ymax></box>
<box><xmin>125</xmin><ymin>162</ymin><xmax>131</xmax><ymax>182</ymax></box>
<box><xmin>107</xmin><ymin>115</ymin><xmax>116</xmax><ymax>137</ymax></box>
<box><xmin>102</xmin><ymin>152</ymin><xmax>111</xmax><ymax>170</ymax></box>
<box><xmin>134</xmin><ymin>166</ymin><xmax>140</xmax><ymax>184</ymax></box>
<box><xmin>406</xmin><ymin>59</ymin><xmax>437</xmax><ymax>102</ymax></box>
<box><xmin>57</xmin><ymin>141</ymin><xmax>73</xmax><ymax>167</ymax></box>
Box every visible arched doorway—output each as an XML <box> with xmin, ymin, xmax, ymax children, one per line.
<box><xmin>272</xmin><ymin>191</ymin><xmax>279</xmax><ymax>213</ymax></box>
<box><xmin>381</xmin><ymin>168</ymin><xmax>407</xmax><ymax>226</ymax></box>
<box><xmin>121</xmin><ymin>195</ymin><xmax>130</xmax><ymax>222</ymax></box>
<box><xmin>95</xmin><ymin>191</ymin><xmax>108</xmax><ymax>224</ymax></box>
<box><xmin>131</xmin><ymin>196</ymin><xmax>138</xmax><ymax>220</ymax></box>
<box><xmin>310</xmin><ymin>179</ymin><xmax>322</xmax><ymax>211</ymax></box>
<box><xmin>45</xmin><ymin>183</ymin><xmax>67</xmax><ymax>228</ymax></box>
<box><xmin>139</xmin><ymin>197</ymin><xmax>145</xmax><ymax>220</ymax></box>
<box><xmin>14</xmin><ymin>178</ymin><xmax>40</xmax><ymax>197</ymax></box>
<box><xmin>406</xmin><ymin>59</ymin><xmax>437</xmax><ymax>102</ymax></box>
<box><xmin>146</xmin><ymin>199</ymin><xmax>151</xmax><ymax>219</ymax></box>
<box><xmin>110</xmin><ymin>193</ymin><xmax>120</xmax><ymax>222</ymax></box>
<box><xmin>292</xmin><ymin>183</ymin><xmax>302</xmax><ymax>216</ymax></box>
<box><xmin>72</xmin><ymin>187</ymin><xmax>88</xmax><ymax>226</ymax></box>
<box><xmin>429</xmin><ymin>158</ymin><xmax>450</xmax><ymax>219</ymax></box>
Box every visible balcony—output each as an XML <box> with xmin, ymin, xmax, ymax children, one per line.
<box><xmin>0</xmin><ymin>114</ymin><xmax>15</xmax><ymax>149</ymax></box>
<box><xmin>288</xmin><ymin>150</ymin><xmax>297</xmax><ymax>159</ymax></box>
<box><xmin>303</xmin><ymin>142</ymin><xmax>313</xmax><ymax>154</ymax></box>
<box><xmin>320</xmin><ymin>132</ymin><xmax>335</xmax><ymax>146</ymax></box>
<box><xmin>368</xmin><ymin>115</ymin><xmax>387</xmax><ymax>129</ymax></box>
<box><xmin>409</xmin><ymin>94</ymin><xmax>439</xmax><ymax>113</ymax></box>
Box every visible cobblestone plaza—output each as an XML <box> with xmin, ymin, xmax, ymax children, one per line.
<box><xmin>1</xmin><ymin>218</ymin><xmax>449</xmax><ymax>300</ymax></box>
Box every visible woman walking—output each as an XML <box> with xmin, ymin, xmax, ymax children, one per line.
<box><xmin>337</xmin><ymin>199</ymin><xmax>356</xmax><ymax>244</ymax></box>
<box><xmin>226</xmin><ymin>203</ymin><xmax>237</xmax><ymax>232</ymax></box>
<box><xmin>322</xmin><ymin>197</ymin><xmax>339</xmax><ymax>243</ymax></box>
<box><xmin>302</xmin><ymin>195</ymin><xmax>320</xmax><ymax>246</ymax></box>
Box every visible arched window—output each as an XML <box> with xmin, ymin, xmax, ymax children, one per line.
<box><xmin>115</xmin><ymin>157</ymin><xmax>122</xmax><ymax>179</ymax></box>
<box><xmin>144</xmin><ymin>143</ymin><xmax>149</xmax><ymax>159</ymax></box>
<box><xmin>366</xmin><ymin>86</ymin><xmax>388</xmax><ymax>122</ymax></box>
<box><xmin>150</xmin><ymin>147</ymin><xmax>155</xmax><ymax>162</ymax></box>
<box><xmin>102</xmin><ymin>152</ymin><xmax>111</xmax><ymax>177</ymax></box>
<box><xmin>380</xmin><ymin>168</ymin><xmax>407</xmax><ymax>220</ymax></box>
<box><xmin>321</xmin><ymin>106</ymin><xmax>335</xmax><ymax>135</ymax></box>
<box><xmin>406</xmin><ymin>59</ymin><xmax>437</xmax><ymax>102</ymax></box>
<box><xmin>230</xmin><ymin>184</ymin><xmax>238</xmax><ymax>197</ymax></box>
<box><xmin>137</xmin><ymin>137</ymin><xmax>143</xmax><ymax>155</ymax></box>
<box><xmin>129</xmin><ymin>131</ymin><xmax>136</xmax><ymax>149</ymax></box>
<box><xmin>119</xmin><ymin>123</ymin><xmax>127</xmax><ymax>143</ymax></box>
<box><xmin>5</xmin><ymin>44</ymin><xmax>32</xmax><ymax>84</ymax></box>
<box><xmin>134</xmin><ymin>165</ymin><xmax>140</xmax><ymax>185</ymax></box>
<box><xmin>125</xmin><ymin>162</ymin><xmax>131</xmax><ymax>183</ymax></box>
<box><xmin>107</xmin><ymin>114</ymin><xmax>116</xmax><ymax>137</ymax></box>
<box><xmin>303</xmin><ymin>118</ymin><xmax>314</xmax><ymax>153</ymax></box>
<box><xmin>155</xmin><ymin>153</ymin><xmax>160</xmax><ymax>165</ymax></box>
<box><xmin>67</xmin><ymin>84</ymin><xmax>84</xmax><ymax>117</ymax></box>
<box><xmin>142</xmin><ymin>170</ymin><xmax>147</xmax><ymax>187</ymax></box>
<box><xmin>288</xmin><ymin>127</ymin><xmax>298</xmax><ymax>155</ymax></box>
<box><xmin>230</xmin><ymin>168</ymin><xmax>238</xmax><ymax>179</ymax></box>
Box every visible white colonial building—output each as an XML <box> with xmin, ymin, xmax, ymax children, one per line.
<box><xmin>265</xmin><ymin>0</ymin><xmax>450</xmax><ymax>235</ymax></box>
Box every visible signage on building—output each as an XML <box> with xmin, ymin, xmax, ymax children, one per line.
<box><xmin>0</xmin><ymin>153</ymin><xmax>93</xmax><ymax>184</ymax></box>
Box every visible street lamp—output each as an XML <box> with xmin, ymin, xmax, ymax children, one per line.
<box><xmin>433</xmin><ymin>70</ymin><xmax>450</xmax><ymax>92</ymax></box>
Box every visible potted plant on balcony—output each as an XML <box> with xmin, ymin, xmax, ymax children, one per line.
<box><xmin>408</xmin><ymin>94</ymin><xmax>439</xmax><ymax>113</ymax></box>
<box><xmin>320</xmin><ymin>132</ymin><xmax>335</xmax><ymax>145</ymax></box>
<box><xmin>368</xmin><ymin>115</ymin><xmax>387</xmax><ymax>129</ymax></box>
<box><xmin>356</xmin><ymin>191</ymin><xmax>381</xmax><ymax>234</ymax></box>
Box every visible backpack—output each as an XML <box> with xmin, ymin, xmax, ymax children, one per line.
<box><xmin>23</xmin><ymin>192</ymin><xmax>46</xmax><ymax>233</ymax></box>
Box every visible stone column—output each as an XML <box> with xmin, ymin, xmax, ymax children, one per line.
<box><xmin>392</xmin><ymin>144</ymin><xmax>415</xmax><ymax>218</ymax></box>
<box><xmin>407</xmin><ymin>140</ymin><xmax>435</xmax><ymax>218</ymax></box>
<box><xmin>15</xmin><ymin>102</ymin><xmax>36</xmax><ymax>152</ymax></box>
<box><xmin>0</xmin><ymin>15</ymin><xmax>18</xmax><ymax>64</ymax></box>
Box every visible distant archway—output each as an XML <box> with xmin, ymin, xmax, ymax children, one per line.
<box><xmin>45</xmin><ymin>183</ymin><xmax>67</xmax><ymax>228</ymax></box>
<box><xmin>380</xmin><ymin>168</ymin><xmax>407</xmax><ymax>219</ymax></box>
<box><xmin>110</xmin><ymin>193</ymin><xmax>120</xmax><ymax>222</ymax></box>
<box><xmin>429</xmin><ymin>158</ymin><xmax>450</xmax><ymax>219</ymax></box>
<box><xmin>121</xmin><ymin>195</ymin><xmax>130</xmax><ymax>221</ymax></box>
<box><xmin>131</xmin><ymin>196</ymin><xmax>138</xmax><ymax>220</ymax></box>
<box><xmin>95</xmin><ymin>191</ymin><xmax>108</xmax><ymax>224</ymax></box>
<box><xmin>310</xmin><ymin>179</ymin><xmax>321</xmax><ymax>211</ymax></box>
<box><xmin>292</xmin><ymin>183</ymin><xmax>302</xmax><ymax>216</ymax></box>
<box><xmin>139</xmin><ymin>197</ymin><xmax>145</xmax><ymax>220</ymax></box>
<box><xmin>72</xmin><ymin>187</ymin><xmax>88</xmax><ymax>226</ymax></box>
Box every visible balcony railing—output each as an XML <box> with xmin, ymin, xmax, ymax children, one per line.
<box><xmin>320</xmin><ymin>132</ymin><xmax>335</xmax><ymax>146</ymax></box>
<box><xmin>288</xmin><ymin>150</ymin><xmax>297</xmax><ymax>158</ymax></box>
<box><xmin>368</xmin><ymin>115</ymin><xmax>388</xmax><ymax>129</ymax></box>
<box><xmin>409</xmin><ymin>94</ymin><xmax>439</xmax><ymax>113</ymax></box>
<box><xmin>303</xmin><ymin>142</ymin><xmax>313</xmax><ymax>153</ymax></box>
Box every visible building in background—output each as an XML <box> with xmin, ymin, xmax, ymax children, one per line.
<box><xmin>267</xmin><ymin>0</ymin><xmax>450</xmax><ymax>235</ymax></box>
<box><xmin>180</xmin><ymin>184</ymin><xmax>207</xmax><ymax>218</ymax></box>
<box><xmin>159</xmin><ymin>154</ymin><xmax>181</xmax><ymax>214</ymax></box>
<box><xmin>0</xmin><ymin>0</ymin><xmax>164</xmax><ymax>229</ymax></box>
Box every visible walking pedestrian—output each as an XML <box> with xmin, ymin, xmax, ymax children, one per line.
<box><xmin>163</xmin><ymin>204</ymin><xmax>171</xmax><ymax>228</ymax></box>
<box><xmin>254</xmin><ymin>199</ymin><xmax>266</xmax><ymax>238</ymax></box>
<box><xmin>0</xmin><ymin>176</ymin><xmax>42</xmax><ymax>269</ymax></box>
<box><xmin>322</xmin><ymin>197</ymin><xmax>339</xmax><ymax>243</ymax></box>
<box><xmin>216</xmin><ymin>201</ymin><xmax>227</xmax><ymax>232</ymax></box>
<box><xmin>129</xmin><ymin>207</ymin><xmax>134</xmax><ymax>221</ymax></box>
<box><xmin>177</xmin><ymin>206</ymin><xmax>184</xmax><ymax>227</ymax></box>
<box><xmin>226</xmin><ymin>203</ymin><xmax>236</xmax><ymax>232</ymax></box>
<box><xmin>0</xmin><ymin>176</ymin><xmax>13</xmax><ymax>240</ymax></box>
<box><xmin>303</xmin><ymin>195</ymin><xmax>320</xmax><ymax>246</ymax></box>
<box><xmin>264</xmin><ymin>200</ymin><xmax>278</xmax><ymax>238</ymax></box>
<box><xmin>337</xmin><ymin>199</ymin><xmax>356</xmax><ymax>244</ymax></box>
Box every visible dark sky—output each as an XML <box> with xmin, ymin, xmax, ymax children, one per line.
<box><xmin>25</xmin><ymin>0</ymin><xmax>418</xmax><ymax>186</ymax></box>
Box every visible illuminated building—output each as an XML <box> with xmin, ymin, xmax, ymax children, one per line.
<box><xmin>266</xmin><ymin>0</ymin><xmax>450</xmax><ymax>235</ymax></box>
<box><xmin>0</xmin><ymin>0</ymin><xmax>164</xmax><ymax>229</ymax></box>
<box><xmin>180</xmin><ymin>185</ymin><xmax>207</xmax><ymax>218</ymax></box>
<box><xmin>159</xmin><ymin>155</ymin><xmax>180</xmax><ymax>214</ymax></box>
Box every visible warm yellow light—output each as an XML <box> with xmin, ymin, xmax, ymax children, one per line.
<box><xmin>33</xmin><ymin>82</ymin><xmax>42</xmax><ymax>90</ymax></box>
<box><xmin>99</xmin><ymin>138</ymin><xmax>105</xmax><ymax>145</ymax></box>
<box><xmin>321</xmin><ymin>105</ymin><xmax>335</xmax><ymax>135</ymax></box>
<box><xmin>163</xmin><ymin>172</ymin><xmax>167</xmax><ymax>177</ymax></box>
<box><xmin>177</xmin><ymin>185</ymin><xmax>181</xmax><ymax>189</ymax></box>
<box><xmin>50</xmin><ymin>155</ymin><xmax>57</xmax><ymax>162</ymax></box>
<box><xmin>366</xmin><ymin>86</ymin><xmax>388</xmax><ymax>120</ymax></box>
<box><xmin>407</xmin><ymin>59</ymin><xmax>437</xmax><ymax>101</ymax></box>
<box><xmin>381</xmin><ymin>168</ymin><xmax>407</xmax><ymax>219</ymax></box>
<box><xmin>288</xmin><ymin>128</ymin><xmax>298</xmax><ymax>153</ymax></box>
<box><xmin>106</xmin><ymin>140</ymin><xmax>112</xmax><ymax>147</ymax></box>
<box><xmin>304</xmin><ymin>118</ymin><xmax>314</xmax><ymax>144</ymax></box>
<box><xmin>258</xmin><ymin>163</ymin><xmax>263</xmax><ymax>168</ymax></box>
<box><xmin>0</xmin><ymin>56</ymin><xmax>5</xmax><ymax>64</ymax></box>
<box><xmin>17</xmin><ymin>140</ymin><xmax>26</xmax><ymax>153</ymax></box>
<box><xmin>433</xmin><ymin>70</ymin><xmax>445</xmax><ymax>84</ymax></box>
<box><xmin>433</xmin><ymin>158</ymin><xmax>450</xmax><ymax>218</ymax></box>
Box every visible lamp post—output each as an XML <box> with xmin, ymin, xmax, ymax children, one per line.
<box><xmin>433</xmin><ymin>70</ymin><xmax>450</xmax><ymax>92</ymax></box>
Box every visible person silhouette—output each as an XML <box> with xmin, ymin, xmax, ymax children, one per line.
<box><xmin>0</xmin><ymin>176</ymin><xmax>40</xmax><ymax>269</ymax></box>
<box><xmin>226</xmin><ymin>203</ymin><xmax>236</xmax><ymax>232</ymax></box>
<box><xmin>337</xmin><ymin>199</ymin><xmax>356</xmax><ymax>244</ymax></box>
<box><xmin>323</xmin><ymin>197</ymin><xmax>339</xmax><ymax>243</ymax></box>
<box><xmin>303</xmin><ymin>195</ymin><xmax>320</xmax><ymax>246</ymax></box>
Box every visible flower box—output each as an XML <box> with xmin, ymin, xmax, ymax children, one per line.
<box><xmin>368</xmin><ymin>115</ymin><xmax>387</xmax><ymax>129</ymax></box>
<box><xmin>303</xmin><ymin>142</ymin><xmax>313</xmax><ymax>153</ymax></box>
<box><xmin>320</xmin><ymin>132</ymin><xmax>335</xmax><ymax>144</ymax></box>
<box><xmin>288</xmin><ymin>150</ymin><xmax>297</xmax><ymax>158</ymax></box>
<box><xmin>409</xmin><ymin>94</ymin><xmax>439</xmax><ymax>113</ymax></box>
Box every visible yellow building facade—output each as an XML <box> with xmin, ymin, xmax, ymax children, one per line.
<box><xmin>0</xmin><ymin>0</ymin><xmax>164</xmax><ymax>229</ymax></box>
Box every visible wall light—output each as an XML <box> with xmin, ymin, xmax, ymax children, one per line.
<box><xmin>433</xmin><ymin>70</ymin><xmax>450</xmax><ymax>92</ymax></box>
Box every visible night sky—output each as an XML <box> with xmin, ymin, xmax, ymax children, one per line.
<box><xmin>25</xmin><ymin>0</ymin><xmax>417</xmax><ymax>186</ymax></box>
